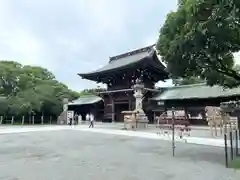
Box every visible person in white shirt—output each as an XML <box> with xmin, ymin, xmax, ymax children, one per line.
<box><xmin>89</xmin><ymin>113</ymin><xmax>94</xmax><ymax>128</ymax></box>
<box><xmin>78</xmin><ymin>114</ymin><xmax>82</xmax><ymax>124</ymax></box>
<box><xmin>86</xmin><ymin>113</ymin><xmax>90</xmax><ymax>122</ymax></box>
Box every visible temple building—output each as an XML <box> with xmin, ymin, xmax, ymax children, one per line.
<box><xmin>71</xmin><ymin>45</ymin><xmax>240</xmax><ymax>125</ymax></box>
<box><xmin>78</xmin><ymin>45</ymin><xmax>167</xmax><ymax>123</ymax></box>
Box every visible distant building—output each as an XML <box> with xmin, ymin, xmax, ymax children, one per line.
<box><xmin>150</xmin><ymin>83</ymin><xmax>240</xmax><ymax>125</ymax></box>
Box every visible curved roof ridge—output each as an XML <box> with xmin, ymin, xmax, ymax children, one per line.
<box><xmin>170</xmin><ymin>83</ymin><xmax>207</xmax><ymax>89</ymax></box>
<box><xmin>79</xmin><ymin>94</ymin><xmax>100</xmax><ymax>98</ymax></box>
<box><xmin>109</xmin><ymin>44</ymin><xmax>155</xmax><ymax>62</ymax></box>
<box><xmin>68</xmin><ymin>95</ymin><xmax>102</xmax><ymax>106</ymax></box>
<box><xmin>152</xmin><ymin>83</ymin><xmax>240</xmax><ymax>101</ymax></box>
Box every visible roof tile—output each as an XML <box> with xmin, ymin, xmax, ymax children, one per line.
<box><xmin>152</xmin><ymin>84</ymin><xmax>240</xmax><ymax>100</ymax></box>
<box><xmin>68</xmin><ymin>95</ymin><xmax>102</xmax><ymax>105</ymax></box>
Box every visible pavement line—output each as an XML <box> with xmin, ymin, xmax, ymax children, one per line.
<box><xmin>0</xmin><ymin>127</ymin><xmax>68</xmax><ymax>134</ymax></box>
<box><xmin>74</xmin><ymin>127</ymin><xmax>225</xmax><ymax>147</ymax></box>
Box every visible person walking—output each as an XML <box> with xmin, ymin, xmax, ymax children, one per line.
<box><xmin>86</xmin><ymin>113</ymin><xmax>90</xmax><ymax>122</ymax></box>
<box><xmin>74</xmin><ymin>113</ymin><xmax>78</xmax><ymax>125</ymax></box>
<box><xmin>69</xmin><ymin>117</ymin><xmax>72</xmax><ymax>126</ymax></box>
<box><xmin>89</xmin><ymin>113</ymin><xmax>94</xmax><ymax>128</ymax></box>
<box><xmin>78</xmin><ymin>114</ymin><xmax>82</xmax><ymax>124</ymax></box>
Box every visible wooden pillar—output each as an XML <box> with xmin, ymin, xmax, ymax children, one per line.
<box><xmin>22</xmin><ymin>116</ymin><xmax>25</xmax><ymax>125</ymax></box>
<box><xmin>11</xmin><ymin>116</ymin><xmax>14</xmax><ymax>125</ymax></box>
<box><xmin>128</xmin><ymin>99</ymin><xmax>131</xmax><ymax>111</ymax></box>
<box><xmin>184</xmin><ymin>107</ymin><xmax>189</xmax><ymax>124</ymax></box>
<box><xmin>93</xmin><ymin>104</ymin><xmax>96</xmax><ymax>121</ymax></box>
<box><xmin>111</xmin><ymin>96</ymin><xmax>115</xmax><ymax>123</ymax></box>
<box><xmin>153</xmin><ymin>111</ymin><xmax>156</xmax><ymax>124</ymax></box>
<box><xmin>41</xmin><ymin>116</ymin><xmax>44</xmax><ymax>125</ymax></box>
<box><xmin>0</xmin><ymin>116</ymin><xmax>3</xmax><ymax>124</ymax></box>
<box><xmin>93</xmin><ymin>104</ymin><xmax>97</xmax><ymax>121</ymax></box>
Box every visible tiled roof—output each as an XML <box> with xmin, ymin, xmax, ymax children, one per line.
<box><xmin>152</xmin><ymin>83</ymin><xmax>240</xmax><ymax>100</ymax></box>
<box><xmin>78</xmin><ymin>45</ymin><xmax>167</xmax><ymax>78</ymax></box>
<box><xmin>68</xmin><ymin>95</ymin><xmax>102</xmax><ymax>106</ymax></box>
<box><xmin>90</xmin><ymin>50</ymin><xmax>151</xmax><ymax>73</ymax></box>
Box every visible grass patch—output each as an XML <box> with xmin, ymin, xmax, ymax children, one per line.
<box><xmin>229</xmin><ymin>157</ymin><xmax>240</xmax><ymax>169</ymax></box>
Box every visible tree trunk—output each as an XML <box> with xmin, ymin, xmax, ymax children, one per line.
<box><xmin>22</xmin><ymin>116</ymin><xmax>25</xmax><ymax>125</ymax></box>
<box><xmin>0</xmin><ymin>116</ymin><xmax>3</xmax><ymax>124</ymax></box>
<box><xmin>11</xmin><ymin>116</ymin><xmax>14</xmax><ymax>125</ymax></box>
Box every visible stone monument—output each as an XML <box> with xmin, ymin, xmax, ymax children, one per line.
<box><xmin>121</xmin><ymin>111</ymin><xmax>137</xmax><ymax>130</ymax></box>
<box><xmin>205</xmin><ymin>106</ymin><xmax>223</xmax><ymax>137</ymax></box>
<box><xmin>133</xmin><ymin>78</ymin><xmax>148</xmax><ymax>128</ymax></box>
<box><xmin>57</xmin><ymin>98</ymin><xmax>69</xmax><ymax>125</ymax></box>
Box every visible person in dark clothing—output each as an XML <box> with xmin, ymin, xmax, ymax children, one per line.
<box><xmin>74</xmin><ymin>114</ymin><xmax>78</xmax><ymax>125</ymax></box>
<box><xmin>69</xmin><ymin>118</ymin><xmax>72</xmax><ymax>126</ymax></box>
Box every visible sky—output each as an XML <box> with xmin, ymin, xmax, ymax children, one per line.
<box><xmin>0</xmin><ymin>0</ymin><xmax>178</xmax><ymax>91</ymax></box>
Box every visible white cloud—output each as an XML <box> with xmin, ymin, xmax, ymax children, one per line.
<box><xmin>0</xmin><ymin>29</ymin><xmax>43</xmax><ymax>64</ymax></box>
<box><xmin>54</xmin><ymin>36</ymin><xmax>84</xmax><ymax>54</ymax></box>
<box><xmin>142</xmin><ymin>36</ymin><xmax>158</xmax><ymax>47</ymax></box>
<box><xmin>157</xmin><ymin>79</ymin><xmax>173</xmax><ymax>87</ymax></box>
<box><xmin>234</xmin><ymin>52</ymin><xmax>240</xmax><ymax>64</ymax></box>
<box><xmin>0</xmin><ymin>1</ymin><xmax>51</xmax><ymax>68</ymax></box>
<box><xmin>0</xmin><ymin>6</ymin><xmax>43</xmax><ymax>66</ymax></box>
<box><xmin>0</xmin><ymin>0</ymin><xmax>177</xmax><ymax>91</ymax></box>
<box><xmin>82</xmin><ymin>0</ymin><xmax>128</xmax><ymax>34</ymax></box>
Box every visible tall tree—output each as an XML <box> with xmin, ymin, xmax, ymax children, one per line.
<box><xmin>157</xmin><ymin>0</ymin><xmax>240</xmax><ymax>88</ymax></box>
<box><xmin>173</xmin><ymin>76</ymin><xmax>205</xmax><ymax>86</ymax></box>
<box><xmin>0</xmin><ymin>60</ymin><xmax>79</xmax><ymax>117</ymax></box>
<box><xmin>79</xmin><ymin>88</ymin><xmax>106</xmax><ymax>96</ymax></box>
<box><xmin>0</xmin><ymin>97</ymin><xmax>8</xmax><ymax>115</ymax></box>
<box><xmin>0</xmin><ymin>61</ymin><xmax>22</xmax><ymax>96</ymax></box>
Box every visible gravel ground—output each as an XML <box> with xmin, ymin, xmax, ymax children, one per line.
<box><xmin>0</xmin><ymin>129</ymin><xmax>240</xmax><ymax>180</ymax></box>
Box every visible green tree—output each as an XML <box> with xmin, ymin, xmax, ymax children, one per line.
<box><xmin>0</xmin><ymin>61</ymin><xmax>22</xmax><ymax>96</ymax></box>
<box><xmin>157</xmin><ymin>0</ymin><xmax>240</xmax><ymax>88</ymax></box>
<box><xmin>0</xmin><ymin>97</ymin><xmax>8</xmax><ymax>115</ymax></box>
<box><xmin>79</xmin><ymin>88</ymin><xmax>106</xmax><ymax>96</ymax></box>
<box><xmin>173</xmin><ymin>76</ymin><xmax>205</xmax><ymax>86</ymax></box>
<box><xmin>0</xmin><ymin>60</ymin><xmax>79</xmax><ymax>118</ymax></box>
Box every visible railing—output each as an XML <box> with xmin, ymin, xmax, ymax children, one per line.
<box><xmin>0</xmin><ymin>116</ymin><xmax>56</xmax><ymax>125</ymax></box>
<box><xmin>157</xmin><ymin>124</ymin><xmax>191</xmax><ymax>138</ymax></box>
<box><xmin>224</xmin><ymin>128</ymin><xmax>240</xmax><ymax>167</ymax></box>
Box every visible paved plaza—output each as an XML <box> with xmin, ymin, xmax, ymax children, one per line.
<box><xmin>0</xmin><ymin>125</ymin><xmax>240</xmax><ymax>180</ymax></box>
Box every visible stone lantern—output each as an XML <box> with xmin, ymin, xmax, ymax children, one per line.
<box><xmin>133</xmin><ymin>78</ymin><xmax>148</xmax><ymax>128</ymax></box>
<box><xmin>62</xmin><ymin>98</ymin><xmax>69</xmax><ymax>111</ymax></box>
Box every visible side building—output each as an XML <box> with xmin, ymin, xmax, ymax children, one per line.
<box><xmin>151</xmin><ymin>83</ymin><xmax>240</xmax><ymax>125</ymax></box>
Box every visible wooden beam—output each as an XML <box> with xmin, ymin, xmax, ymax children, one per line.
<box><xmin>100</xmin><ymin>88</ymin><xmax>133</xmax><ymax>94</ymax></box>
